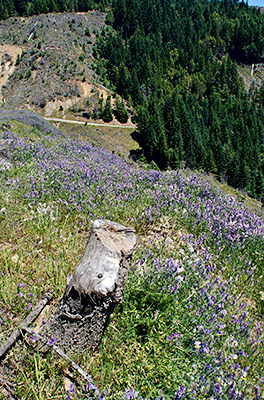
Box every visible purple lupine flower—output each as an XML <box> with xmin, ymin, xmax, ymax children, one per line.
<box><xmin>167</xmin><ymin>332</ymin><xmax>180</xmax><ymax>342</ymax></box>
<box><xmin>65</xmin><ymin>383</ymin><xmax>75</xmax><ymax>400</ymax></box>
<box><xmin>30</xmin><ymin>332</ymin><xmax>37</xmax><ymax>342</ymax></box>
<box><xmin>69</xmin><ymin>383</ymin><xmax>75</xmax><ymax>395</ymax></box>
<box><xmin>202</xmin><ymin>345</ymin><xmax>209</xmax><ymax>354</ymax></box>
<box><xmin>123</xmin><ymin>388</ymin><xmax>139</xmax><ymax>399</ymax></box>
<box><xmin>86</xmin><ymin>381</ymin><xmax>97</xmax><ymax>393</ymax></box>
<box><xmin>48</xmin><ymin>337</ymin><xmax>56</xmax><ymax>345</ymax></box>
<box><xmin>214</xmin><ymin>383</ymin><xmax>222</xmax><ymax>394</ymax></box>
<box><xmin>98</xmin><ymin>391</ymin><xmax>107</xmax><ymax>400</ymax></box>
<box><xmin>175</xmin><ymin>385</ymin><xmax>186</xmax><ymax>399</ymax></box>
<box><xmin>255</xmin><ymin>385</ymin><xmax>260</xmax><ymax>400</ymax></box>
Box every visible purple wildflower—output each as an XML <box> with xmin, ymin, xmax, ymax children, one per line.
<box><xmin>167</xmin><ymin>332</ymin><xmax>180</xmax><ymax>342</ymax></box>
<box><xmin>48</xmin><ymin>337</ymin><xmax>56</xmax><ymax>346</ymax></box>
<box><xmin>30</xmin><ymin>332</ymin><xmax>37</xmax><ymax>342</ymax></box>
<box><xmin>65</xmin><ymin>382</ymin><xmax>75</xmax><ymax>399</ymax></box>
<box><xmin>98</xmin><ymin>391</ymin><xmax>107</xmax><ymax>400</ymax></box>
<box><xmin>175</xmin><ymin>385</ymin><xmax>186</xmax><ymax>399</ymax></box>
<box><xmin>86</xmin><ymin>381</ymin><xmax>97</xmax><ymax>393</ymax></box>
<box><xmin>123</xmin><ymin>388</ymin><xmax>139</xmax><ymax>399</ymax></box>
<box><xmin>255</xmin><ymin>385</ymin><xmax>260</xmax><ymax>400</ymax></box>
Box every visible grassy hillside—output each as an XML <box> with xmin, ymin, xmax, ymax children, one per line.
<box><xmin>0</xmin><ymin>116</ymin><xmax>263</xmax><ymax>399</ymax></box>
<box><xmin>56</xmin><ymin>121</ymin><xmax>138</xmax><ymax>159</ymax></box>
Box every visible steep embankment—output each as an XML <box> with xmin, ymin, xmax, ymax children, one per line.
<box><xmin>0</xmin><ymin>44</ymin><xmax>23</xmax><ymax>103</ymax></box>
<box><xmin>0</xmin><ymin>12</ymin><xmax>132</xmax><ymax>125</ymax></box>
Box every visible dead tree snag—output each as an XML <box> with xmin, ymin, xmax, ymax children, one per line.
<box><xmin>41</xmin><ymin>219</ymin><xmax>137</xmax><ymax>354</ymax></box>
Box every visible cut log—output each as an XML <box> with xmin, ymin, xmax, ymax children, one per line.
<box><xmin>41</xmin><ymin>219</ymin><xmax>137</xmax><ymax>354</ymax></box>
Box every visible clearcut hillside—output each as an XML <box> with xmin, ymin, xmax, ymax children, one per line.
<box><xmin>0</xmin><ymin>11</ymin><xmax>132</xmax><ymax>125</ymax></box>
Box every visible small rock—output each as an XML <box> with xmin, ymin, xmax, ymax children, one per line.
<box><xmin>11</xmin><ymin>254</ymin><xmax>19</xmax><ymax>264</ymax></box>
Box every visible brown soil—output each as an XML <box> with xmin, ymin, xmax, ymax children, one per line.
<box><xmin>0</xmin><ymin>44</ymin><xmax>23</xmax><ymax>103</ymax></box>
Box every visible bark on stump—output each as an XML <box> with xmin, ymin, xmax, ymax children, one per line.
<box><xmin>41</xmin><ymin>219</ymin><xmax>137</xmax><ymax>354</ymax></box>
<box><xmin>0</xmin><ymin>139</ymin><xmax>13</xmax><ymax>170</ymax></box>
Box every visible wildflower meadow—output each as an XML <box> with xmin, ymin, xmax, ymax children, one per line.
<box><xmin>0</xmin><ymin>123</ymin><xmax>263</xmax><ymax>399</ymax></box>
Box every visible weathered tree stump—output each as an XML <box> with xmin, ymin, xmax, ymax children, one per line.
<box><xmin>41</xmin><ymin>220</ymin><xmax>137</xmax><ymax>354</ymax></box>
<box><xmin>0</xmin><ymin>139</ymin><xmax>13</xmax><ymax>170</ymax></box>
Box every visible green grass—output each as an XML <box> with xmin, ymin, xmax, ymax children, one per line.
<box><xmin>57</xmin><ymin>122</ymin><xmax>139</xmax><ymax>159</ymax></box>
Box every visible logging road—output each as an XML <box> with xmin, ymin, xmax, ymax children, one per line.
<box><xmin>44</xmin><ymin>117</ymin><xmax>136</xmax><ymax>129</ymax></box>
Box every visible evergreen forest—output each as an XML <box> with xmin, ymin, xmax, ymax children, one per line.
<box><xmin>0</xmin><ymin>0</ymin><xmax>109</xmax><ymax>19</ymax></box>
<box><xmin>95</xmin><ymin>0</ymin><xmax>264</xmax><ymax>200</ymax></box>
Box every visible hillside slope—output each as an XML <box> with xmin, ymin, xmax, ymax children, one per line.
<box><xmin>1</xmin><ymin>4</ymin><xmax>264</xmax><ymax>204</ymax></box>
<box><xmin>0</xmin><ymin>115</ymin><xmax>263</xmax><ymax>399</ymax></box>
<box><xmin>0</xmin><ymin>12</ymin><xmax>131</xmax><ymax>124</ymax></box>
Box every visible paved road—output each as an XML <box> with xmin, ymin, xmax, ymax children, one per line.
<box><xmin>44</xmin><ymin>117</ymin><xmax>136</xmax><ymax>129</ymax></box>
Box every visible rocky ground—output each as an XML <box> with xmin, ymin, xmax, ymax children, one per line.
<box><xmin>238</xmin><ymin>62</ymin><xmax>264</xmax><ymax>93</ymax></box>
<box><xmin>0</xmin><ymin>12</ymin><xmax>119</xmax><ymax>120</ymax></box>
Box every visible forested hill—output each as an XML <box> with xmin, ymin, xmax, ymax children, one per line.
<box><xmin>94</xmin><ymin>0</ymin><xmax>264</xmax><ymax>201</ymax></box>
<box><xmin>1</xmin><ymin>0</ymin><xmax>264</xmax><ymax>202</ymax></box>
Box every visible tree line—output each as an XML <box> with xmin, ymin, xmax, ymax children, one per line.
<box><xmin>95</xmin><ymin>0</ymin><xmax>264</xmax><ymax>200</ymax></box>
<box><xmin>0</xmin><ymin>0</ymin><xmax>109</xmax><ymax>19</ymax></box>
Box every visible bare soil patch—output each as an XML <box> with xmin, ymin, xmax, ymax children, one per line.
<box><xmin>0</xmin><ymin>44</ymin><xmax>23</xmax><ymax>103</ymax></box>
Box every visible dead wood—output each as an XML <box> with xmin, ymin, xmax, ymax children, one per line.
<box><xmin>21</xmin><ymin>326</ymin><xmax>95</xmax><ymax>388</ymax></box>
<box><xmin>0</xmin><ymin>139</ymin><xmax>13</xmax><ymax>170</ymax></box>
<box><xmin>41</xmin><ymin>219</ymin><xmax>137</xmax><ymax>354</ymax></box>
<box><xmin>0</xmin><ymin>293</ymin><xmax>53</xmax><ymax>360</ymax></box>
<box><xmin>0</xmin><ymin>380</ymin><xmax>21</xmax><ymax>400</ymax></box>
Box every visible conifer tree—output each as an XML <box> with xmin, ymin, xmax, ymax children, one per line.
<box><xmin>14</xmin><ymin>0</ymin><xmax>27</xmax><ymax>14</ymax></box>
<box><xmin>102</xmin><ymin>95</ymin><xmax>113</xmax><ymax>123</ymax></box>
<box><xmin>114</xmin><ymin>97</ymin><xmax>129</xmax><ymax>123</ymax></box>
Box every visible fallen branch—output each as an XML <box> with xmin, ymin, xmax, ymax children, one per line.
<box><xmin>21</xmin><ymin>326</ymin><xmax>95</xmax><ymax>388</ymax></box>
<box><xmin>0</xmin><ymin>385</ymin><xmax>20</xmax><ymax>400</ymax></box>
<box><xmin>0</xmin><ymin>293</ymin><xmax>53</xmax><ymax>360</ymax></box>
<box><xmin>0</xmin><ymin>377</ymin><xmax>21</xmax><ymax>400</ymax></box>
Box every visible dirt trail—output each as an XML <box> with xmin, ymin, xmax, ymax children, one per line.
<box><xmin>0</xmin><ymin>45</ymin><xmax>23</xmax><ymax>103</ymax></box>
<box><xmin>44</xmin><ymin>117</ymin><xmax>136</xmax><ymax>129</ymax></box>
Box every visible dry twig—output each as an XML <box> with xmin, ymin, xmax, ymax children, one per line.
<box><xmin>0</xmin><ymin>378</ymin><xmax>21</xmax><ymax>400</ymax></box>
<box><xmin>21</xmin><ymin>326</ymin><xmax>93</xmax><ymax>383</ymax></box>
<box><xmin>0</xmin><ymin>293</ymin><xmax>53</xmax><ymax>360</ymax></box>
